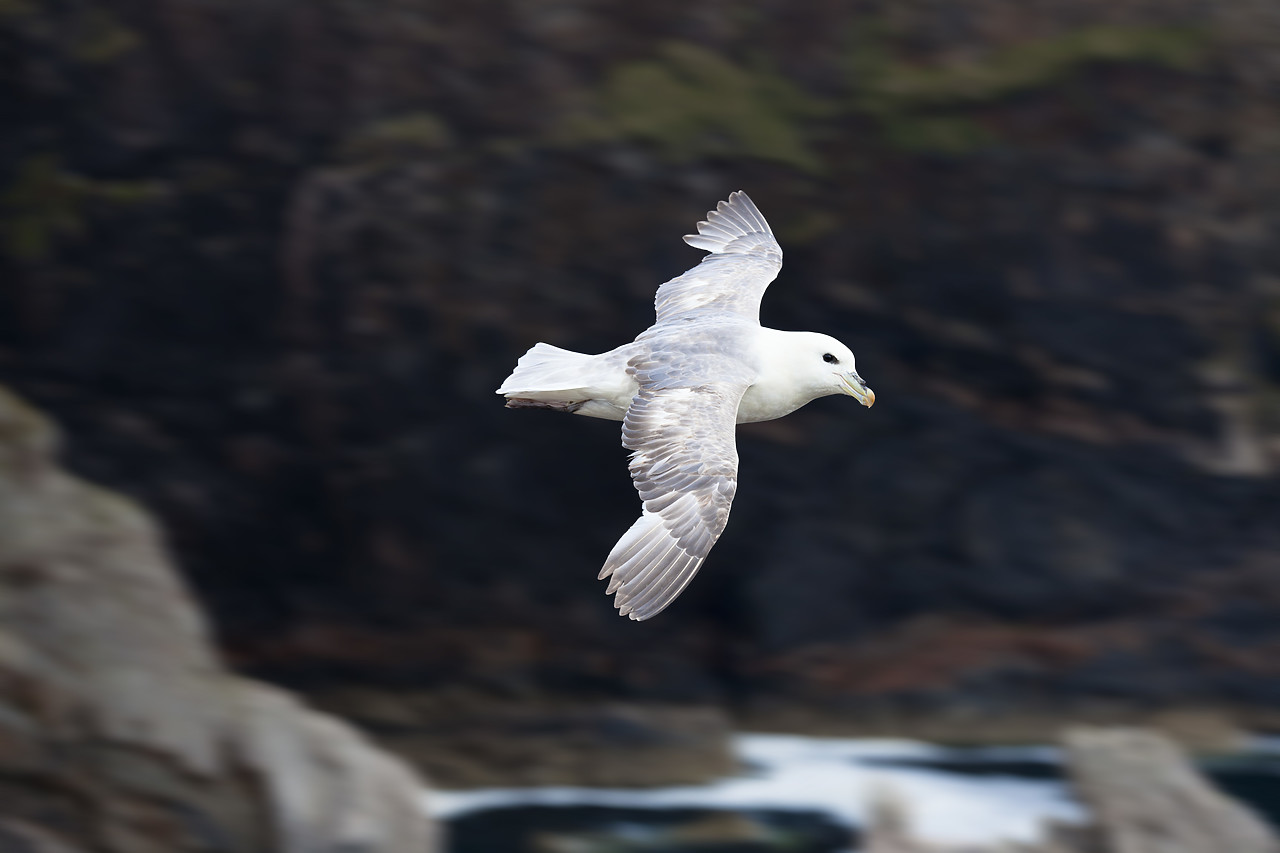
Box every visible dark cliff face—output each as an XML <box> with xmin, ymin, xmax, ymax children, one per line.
<box><xmin>3</xmin><ymin>0</ymin><xmax>1280</xmax><ymax>715</ymax></box>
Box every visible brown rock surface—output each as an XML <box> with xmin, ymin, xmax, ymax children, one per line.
<box><xmin>0</xmin><ymin>386</ymin><xmax>437</xmax><ymax>852</ymax></box>
<box><xmin>309</xmin><ymin>687</ymin><xmax>736</xmax><ymax>787</ymax></box>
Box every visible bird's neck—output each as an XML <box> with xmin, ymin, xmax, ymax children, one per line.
<box><xmin>736</xmin><ymin>328</ymin><xmax>822</xmax><ymax>424</ymax></box>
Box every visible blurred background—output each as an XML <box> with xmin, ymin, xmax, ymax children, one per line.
<box><xmin>3</xmin><ymin>0</ymin><xmax>1280</xmax><ymax>850</ymax></box>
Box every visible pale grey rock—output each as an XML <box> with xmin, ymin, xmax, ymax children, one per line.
<box><xmin>864</xmin><ymin>727</ymin><xmax>1278</xmax><ymax>853</ymax></box>
<box><xmin>0</xmin><ymin>386</ymin><xmax>437</xmax><ymax>853</ymax></box>
<box><xmin>1065</xmin><ymin>727</ymin><xmax>1279</xmax><ymax>853</ymax></box>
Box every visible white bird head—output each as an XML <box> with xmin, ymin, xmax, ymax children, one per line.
<box><xmin>787</xmin><ymin>332</ymin><xmax>875</xmax><ymax>408</ymax></box>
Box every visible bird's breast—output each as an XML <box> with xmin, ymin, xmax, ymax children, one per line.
<box><xmin>735</xmin><ymin>381</ymin><xmax>809</xmax><ymax>424</ymax></box>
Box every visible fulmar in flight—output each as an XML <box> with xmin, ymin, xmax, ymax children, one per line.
<box><xmin>497</xmin><ymin>191</ymin><xmax>874</xmax><ymax>620</ymax></box>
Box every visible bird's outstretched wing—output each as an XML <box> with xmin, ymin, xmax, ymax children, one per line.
<box><xmin>600</xmin><ymin>350</ymin><xmax>753</xmax><ymax>620</ymax></box>
<box><xmin>652</xmin><ymin>191</ymin><xmax>783</xmax><ymax>325</ymax></box>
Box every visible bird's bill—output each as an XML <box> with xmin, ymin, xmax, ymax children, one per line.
<box><xmin>840</xmin><ymin>373</ymin><xmax>875</xmax><ymax>407</ymax></box>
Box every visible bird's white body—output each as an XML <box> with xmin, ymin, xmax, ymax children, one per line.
<box><xmin>498</xmin><ymin>192</ymin><xmax>874</xmax><ymax>621</ymax></box>
<box><xmin>498</xmin><ymin>326</ymin><xmax>860</xmax><ymax>424</ymax></box>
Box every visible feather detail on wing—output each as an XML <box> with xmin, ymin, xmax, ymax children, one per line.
<box><xmin>599</xmin><ymin>353</ymin><xmax>752</xmax><ymax>620</ymax></box>
<box><xmin>682</xmin><ymin>190</ymin><xmax>779</xmax><ymax>258</ymax></box>
<box><xmin>652</xmin><ymin>191</ymin><xmax>783</xmax><ymax>324</ymax></box>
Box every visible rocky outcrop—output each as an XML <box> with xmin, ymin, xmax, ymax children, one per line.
<box><xmin>866</xmin><ymin>727</ymin><xmax>1279</xmax><ymax>853</ymax></box>
<box><xmin>1064</xmin><ymin>728</ymin><xmax>1277</xmax><ymax>853</ymax></box>
<box><xmin>0</xmin><ymin>387</ymin><xmax>436</xmax><ymax>853</ymax></box>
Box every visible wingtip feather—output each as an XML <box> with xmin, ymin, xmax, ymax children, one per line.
<box><xmin>683</xmin><ymin>191</ymin><xmax>777</xmax><ymax>257</ymax></box>
<box><xmin>600</xmin><ymin>510</ymin><xmax>709</xmax><ymax>621</ymax></box>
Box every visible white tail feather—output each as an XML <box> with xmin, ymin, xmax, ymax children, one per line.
<box><xmin>497</xmin><ymin>342</ymin><xmax>594</xmax><ymax>395</ymax></box>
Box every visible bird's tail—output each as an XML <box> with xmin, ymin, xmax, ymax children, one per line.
<box><xmin>496</xmin><ymin>342</ymin><xmax>595</xmax><ymax>398</ymax></box>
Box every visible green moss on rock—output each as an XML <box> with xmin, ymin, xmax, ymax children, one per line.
<box><xmin>877</xmin><ymin>113</ymin><xmax>994</xmax><ymax>155</ymax></box>
<box><xmin>558</xmin><ymin>42</ymin><xmax>832</xmax><ymax>174</ymax></box>
<box><xmin>556</xmin><ymin>26</ymin><xmax>1211</xmax><ymax>167</ymax></box>
<box><xmin>2</xmin><ymin>155</ymin><xmax>165</xmax><ymax>262</ymax></box>
<box><xmin>848</xmin><ymin>24</ymin><xmax>1211</xmax><ymax>154</ymax></box>
<box><xmin>70</xmin><ymin>8</ymin><xmax>141</xmax><ymax>64</ymax></box>
<box><xmin>0</xmin><ymin>0</ymin><xmax>36</xmax><ymax>22</ymax></box>
<box><xmin>863</xmin><ymin>26</ymin><xmax>1209</xmax><ymax>108</ymax></box>
<box><xmin>2</xmin><ymin>155</ymin><xmax>86</xmax><ymax>262</ymax></box>
<box><xmin>337</xmin><ymin>113</ymin><xmax>454</xmax><ymax>162</ymax></box>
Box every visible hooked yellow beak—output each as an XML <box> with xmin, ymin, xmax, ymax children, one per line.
<box><xmin>840</xmin><ymin>372</ymin><xmax>875</xmax><ymax>408</ymax></box>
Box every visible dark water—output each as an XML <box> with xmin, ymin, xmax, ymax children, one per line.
<box><xmin>1202</xmin><ymin>759</ymin><xmax>1280</xmax><ymax>829</ymax></box>
<box><xmin>863</xmin><ymin>746</ymin><xmax>1280</xmax><ymax>829</ymax></box>
<box><xmin>858</xmin><ymin>751</ymin><xmax>1063</xmax><ymax>781</ymax></box>
<box><xmin>447</xmin><ymin>805</ymin><xmax>855</xmax><ymax>853</ymax></box>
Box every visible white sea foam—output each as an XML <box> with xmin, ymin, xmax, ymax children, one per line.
<box><xmin>426</xmin><ymin>733</ymin><xmax>1084</xmax><ymax>846</ymax></box>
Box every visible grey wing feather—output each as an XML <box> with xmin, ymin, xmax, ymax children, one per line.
<box><xmin>599</xmin><ymin>352</ymin><xmax>752</xmax><ymax>621</ymax></box>
<box><xmin>653</xmin><ymin>191</ymin><xmax>783</xmax><ymax>324</ymax></box>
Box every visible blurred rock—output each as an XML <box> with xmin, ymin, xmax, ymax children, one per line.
<box><xmin>0</xmin><ymin>819</ymin><xmax>92</xmax><ymax>853</ymax></box>
<box><xmin>0</xmin><ymin>387</ymin><xmax>436</xmax><ymax>852</ymax></box>
<box><xmin>865</xmin><ymin>727</ymin><xmax>1279</xmax><ymax>853</ymax></box>
<box><xmin>1065</xmin><ymin>727</ymin><xmax>1278</xmax><ymax>853</ymax></box>
<box><xmin>309</xmin><ymin>687</ymin><xmax>736</xmax><ymax>787</ymax></box>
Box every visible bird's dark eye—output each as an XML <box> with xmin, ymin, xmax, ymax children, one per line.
<box><xmin>822</xmin><ymin>353</ymin><xmax>839</xmax><ymax>364</ymax></box>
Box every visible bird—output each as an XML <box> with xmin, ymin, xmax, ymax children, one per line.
<box><xmin>497</xmin><ymin>191</ymin><xmax>874</xmax><ymax>620</ymax></box>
